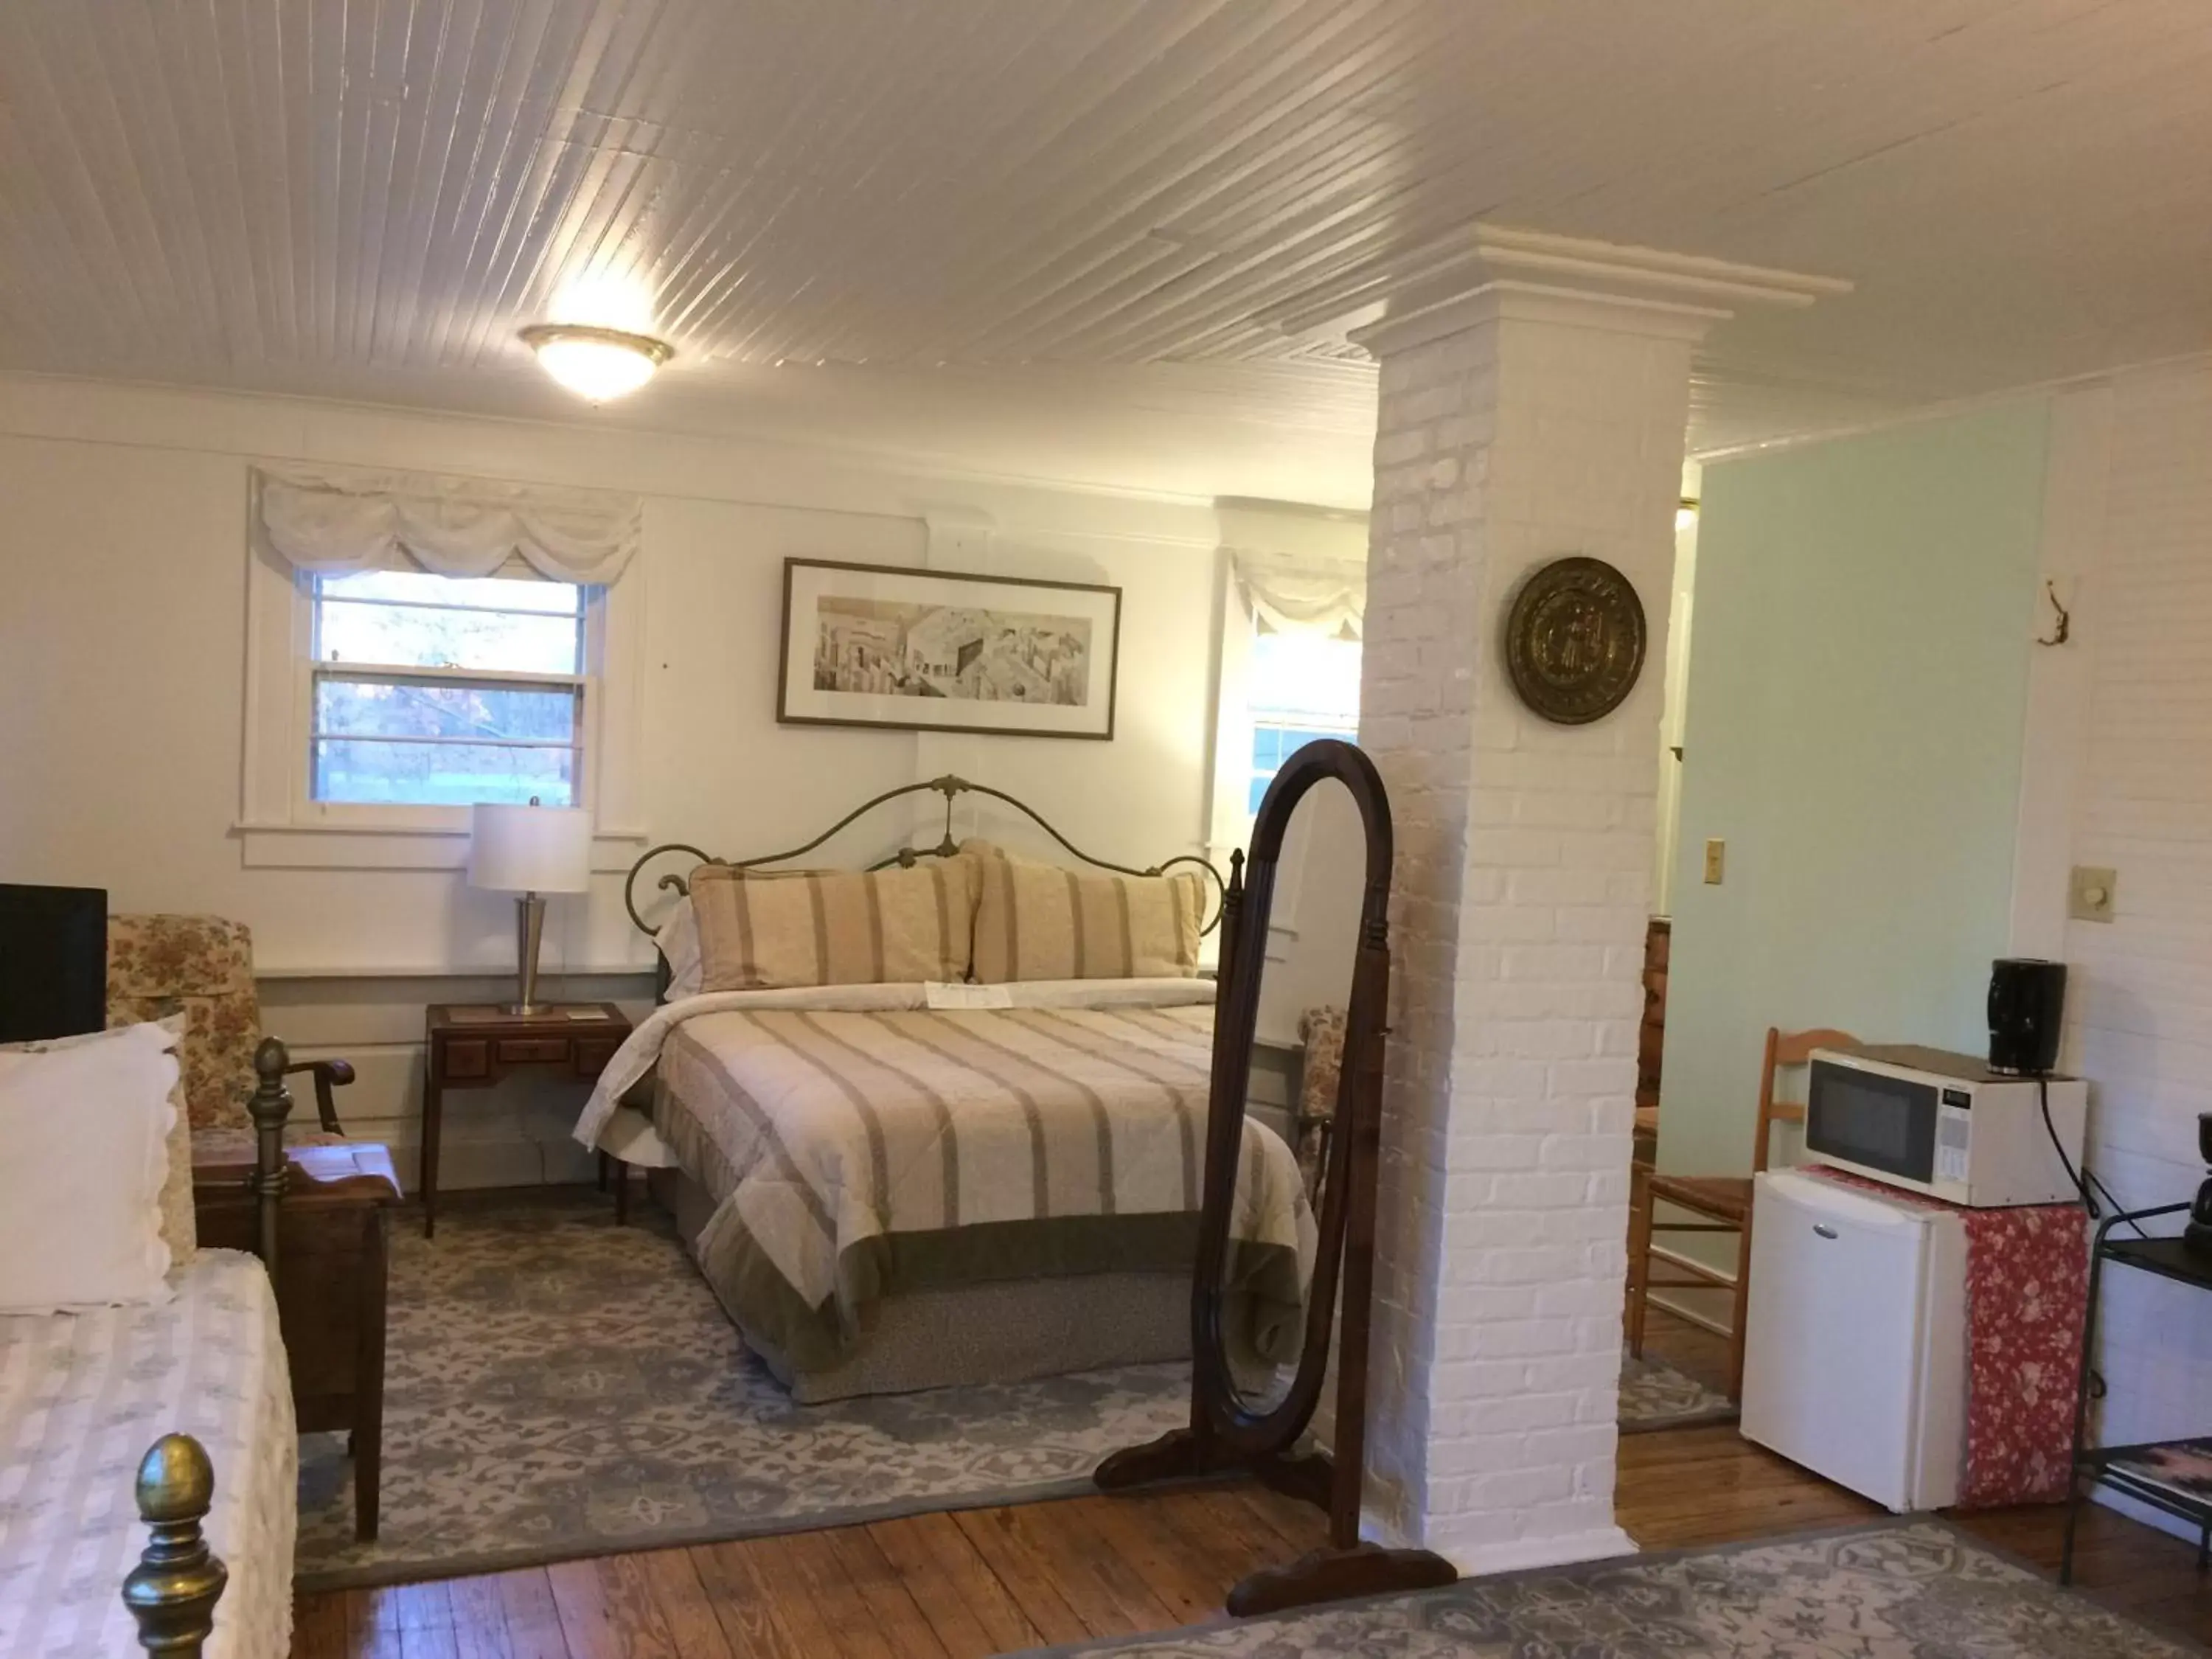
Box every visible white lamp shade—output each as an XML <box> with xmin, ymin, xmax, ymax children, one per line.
<box><xmin>467</xmin><ymin>804</ymin><xmax>594</xmax><ymax>894</ymax></box>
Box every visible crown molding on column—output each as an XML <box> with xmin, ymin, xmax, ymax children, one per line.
<box><xmin>1366</xmin><ymin>282</ymin><xmax>1736</xmax><ymax>358</ymax></box>
<box><xmin>1273</xmin><ymin>222</ymin><xmax>1849</xmax><ymax>360</ymax></box>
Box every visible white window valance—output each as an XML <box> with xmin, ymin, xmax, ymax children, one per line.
<box><xmin>254</xmin><ymin>465</ymin><xmax>641</xmax><ymax>584</ymax></box>
<box><xmin>1229</xmin><ymin>546</ymin><xmax>1367</xmax><ymax>640</ymax></box>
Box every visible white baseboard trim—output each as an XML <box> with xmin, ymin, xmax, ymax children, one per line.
<box><xmin>1362</xmin><ymin>1516</ymin><xmax>1637</xmax><ymax>1576</ymax></box>
<box><xmin>366</xmin><ymin>1135</ymin><xmax>599</xmax><ymax>1195</ymax></box>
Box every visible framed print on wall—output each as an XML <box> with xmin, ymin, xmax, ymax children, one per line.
<box><xmin>778</xmin><ymin>558</ymin><xmax>1123</xmax><ymax>740</ymax></box>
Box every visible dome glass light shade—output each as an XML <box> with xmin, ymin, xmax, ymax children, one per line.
<box><xmin>519</xmin><ymin>323</ymin><xmax>672</xmax><ymax>401</ymax></box>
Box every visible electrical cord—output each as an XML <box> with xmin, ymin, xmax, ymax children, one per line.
<box><xmin>2035</xmin><ymin>1071</ymin><xmax>2096</xmax><ymax>1218</ymax></box>
<box><xmin>2036</xmin><ymin>1071</ymin><xmax>2150</xmax><ymax>1239</ymax></box>
<box><xmin>2087</xmin><ymin>1169</ymin><xmax>2150</xmax><ymax>1241</ymax></box>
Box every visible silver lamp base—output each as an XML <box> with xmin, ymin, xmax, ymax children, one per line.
<box><xmin>502</xmin><ymin>891</ymin><xmax>554</xmax><ymax>1017</ymax></box>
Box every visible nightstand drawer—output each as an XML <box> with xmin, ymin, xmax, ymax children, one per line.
<box><xmin>442</xmin><ymin>1037</ymin><xmax>490</xmax><ymax>1080</ymax></box>
<box><xmin>422</xmin><ymin>1001</ymin><xmax>633</xmax><ymax>1240</ymax></box>
<box><xmin>496</xmin><ymin>1036</ymin><xmax>571</xmax><ymax>1065</ymax></box>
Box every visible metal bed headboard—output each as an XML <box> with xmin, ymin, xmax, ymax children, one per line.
<box><xmin>623</xmin><ymin>773</ymin><xmax>1226</xmax><ymax>956</ymax></box>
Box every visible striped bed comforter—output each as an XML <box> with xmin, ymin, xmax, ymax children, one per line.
<box><xmin>574</xmin><ymin>981</ymin><xmax>1312</xmax><ymax>1371</ymax></box>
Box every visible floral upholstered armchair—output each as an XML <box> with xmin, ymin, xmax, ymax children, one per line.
<box><xmin>1291</xmin><ymin>1004</ymin><xmax>1346</xmax><ymax>1197</ymax></box>
<box><xmin>106</xmin><ymin>914</ymin><xmax>354</xmax><ymax>1155</ymax></box>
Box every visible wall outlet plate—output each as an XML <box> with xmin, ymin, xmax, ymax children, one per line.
<box><xmin>2070</xmin><ymin>865</ymin><xmax>2117</xmax><ymax>922</ymax></box>
<box><xmin>1703</xmin><ymin>838</ymin><xmax>1725</xmax><ymax>885</ymax></box>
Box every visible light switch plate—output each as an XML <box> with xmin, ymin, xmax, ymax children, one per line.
<box><xmin>2070</xmin><ymin>865</ymin><xmax>2117</xmax><ymax>922</ymax></box>
<box><xmin>1703</xmin><ymin>838</ymin><xmax>1725</xmax><ymax>885</ymax></box>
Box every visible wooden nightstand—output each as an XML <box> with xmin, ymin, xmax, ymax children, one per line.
<box><xmin>420</xmin><ymin>1001</ymin><xmax>632</xmax><ymax>1237</ymax></box>
<box><xmin>193</xmin><ymin>1141</ymin><xmax>400</xmax><ymax>1541</ymax></box>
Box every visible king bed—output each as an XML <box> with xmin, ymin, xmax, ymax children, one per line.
<box><xmin>574</xmin><ymin>778</ymin><xmax>1313</xmax><ymax>1402</ymax></box>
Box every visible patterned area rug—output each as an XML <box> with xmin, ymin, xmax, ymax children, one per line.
<box><xmin>296</xmin><ymin>1200</ymin><xmax>1190</xmax><ymax>1590</ymax></box>
<box><xmin>1029</xmin><ymin>1520</ymin><xmax>2200</xmax><ymax>1658</ymax></box>
<box><xmin>296</xmin><ymin>1196</ymin><xmax>1731</xmax><ymax>1590</ymax></box>
<box><xmin>1618</xmin><ymin>1347</ymin><xmax>1736</xmax><ymax>1433</ymax></box>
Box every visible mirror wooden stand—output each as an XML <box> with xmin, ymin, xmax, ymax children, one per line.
<box><xmin>1095</xmin><ymin>739</ymin><xmax>1455</xmax><ymax>1616</ymax></box>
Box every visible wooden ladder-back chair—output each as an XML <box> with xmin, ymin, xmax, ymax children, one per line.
<box><xmin>1625</xmin><ymin>1025</ymin><xmax>1858</xmax><ymax>1400</ymax></box>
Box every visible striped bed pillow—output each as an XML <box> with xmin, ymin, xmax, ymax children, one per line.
<box><xmin>689</xmin><ymin>860</ymin><xmax>978</xmax><ymax>991</ymax></box>
<box><xmin>968</xmin><ymin>848</ymin><xmax>1205</xmax><ymax>982</ymax></box>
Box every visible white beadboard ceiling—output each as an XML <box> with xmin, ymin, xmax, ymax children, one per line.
<box><xmin>1</xmin><ymin>0</ymin><xmax>2208</xmax><ymax>504</ymax></box>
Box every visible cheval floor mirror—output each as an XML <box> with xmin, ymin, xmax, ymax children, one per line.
<box><xmin>1096</xmin><ymin>738</ymin><xmax>1455</xmax><ymax>1615</ymax></box>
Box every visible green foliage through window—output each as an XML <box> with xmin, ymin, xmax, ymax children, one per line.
<box><xmin>309</xmin><ymin>571</ymin><xmax>588</xmax><ymax>807</ymax></box>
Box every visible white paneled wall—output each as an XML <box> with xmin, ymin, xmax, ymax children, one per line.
<box><xmin>2043</xmin><ymin>365</ymin><xmax>2212</xmax><ymax>1513</ymax></box>
<box><xmin>0</xmin><ymin>374</ymin><xmax>1226</xmax><ymax>1191</ymax></box>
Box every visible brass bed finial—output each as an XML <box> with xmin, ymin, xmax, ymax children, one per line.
<box><xmin>248</xmin><ymin>1039</ymin><xmax>296</xmax><ymax>1276</ymax></box>
<box><xmin>122</xmin><ymin>1434</ymin><xmax>227</xmax><ymax>1658</ymax></box>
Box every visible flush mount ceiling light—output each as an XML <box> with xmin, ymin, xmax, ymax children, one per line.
<box><xmin>518</xmin><ymin>322</ymin><xmax>673</xmax><ymax>402</ymax></box>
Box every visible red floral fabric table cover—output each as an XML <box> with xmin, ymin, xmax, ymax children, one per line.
<box><xmin>1804</xmin><ymin>1166</ymin><xmax>2089</xmax><ymax>1507</ymax></box>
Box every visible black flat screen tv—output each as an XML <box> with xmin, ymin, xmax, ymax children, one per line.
<box><xmin>0</xmin><ymin>883</ymin><xmax>108</xmax><ymax>1042</ymax></box>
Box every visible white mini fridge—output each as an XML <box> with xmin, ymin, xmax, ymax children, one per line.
<box><xmin>1739</xmin><ymin>1170</ymin><xmax>1969</xmax><ymax>1512</ymax></box>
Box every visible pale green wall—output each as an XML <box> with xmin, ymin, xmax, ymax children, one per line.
<box><xmin>1659</xmin><ymin>403</ymin><xmax>2050</xmax><ymax>1176</ymax></box>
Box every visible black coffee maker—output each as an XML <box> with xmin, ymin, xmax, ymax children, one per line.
<box><xmin>1988</xmin><ymin>958</ymin><xmax>2067</xmax><ymax>1076</ymax></box>
<box><xmin>2187</xmin><ymin>1113</ymin><xmax>2212</xmax><ymax>1258</ymax></box>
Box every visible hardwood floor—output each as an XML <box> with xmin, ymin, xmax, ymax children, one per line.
<box><xmin>292</xmin><ymin>1310</ymin><xmax>2212</xmax><ymax>1657</ymax></box>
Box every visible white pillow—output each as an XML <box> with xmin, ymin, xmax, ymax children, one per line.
<box><xmin>0</xmin><ymin>1021</ymin><xmax>177</xmax><ymax>1312</ymax></box>
<box><xmin>1</xmin><ymin>1015</ymin><xmax>195</xmax><ymax>1265</ymax></box>
<box><xmin>656</xmin><ymin>897</ymin><xmax>703</xmax><ymax>1001</ymax></box>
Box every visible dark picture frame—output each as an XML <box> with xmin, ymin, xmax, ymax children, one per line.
<box><xmin>776</xmin><ymin>557</ymin><xmax>1123</xmax><ymax>740</ymax></box>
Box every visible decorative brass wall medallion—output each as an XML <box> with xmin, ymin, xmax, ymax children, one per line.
<box><xmin>1503</xmin><ymin>556</ymin><xmax>1647</xmax><ymax>725</ymax></box>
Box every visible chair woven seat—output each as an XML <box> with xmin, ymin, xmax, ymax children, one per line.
<box><xmin>1627</xmin><ymin>1025</ymin><xmax>1860</xmax><ymax>1402</ymax></box>
<box><xmin>1644</xmin><ymin>1172</ymin><xmax>1753</xmax><ymax>1220</ymax></box>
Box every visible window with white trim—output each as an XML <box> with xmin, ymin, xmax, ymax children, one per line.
<box><xmin>1203</xmin><ymin>525</ymin><xmax>1368</xmax><ymax>865</ymax></box>
<box><xmin>307</xmin><ymin>568</ymin><xmax>594</xmax><ymax>807</ymax></box>
<box><xmin>239</xmin><ymin>463</ymin><xmax>648</xmax><ymax>872</ymax></box>
<box><xmin>1244</xmin><ymin>627</ymin><xmax>1361</xmax><ymax>816</ymax></box>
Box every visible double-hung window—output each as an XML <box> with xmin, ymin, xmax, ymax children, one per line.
<box><xmin>1244</xmin><ymin>627</ymin><xmax>1362</xmax><ymax>816</ymax></box>
<box><xmin>307</xmin><ymin>568</ymin><xmax>594</xmax><ymax>808</ymax></box>
<box><xmin>240</xmin><ymin>464</ymin><xmax>646</xmax><ymax>872</ymax></box>
<box><xmin>1205</xmin><ymin>529</ymin><xmax>1368</xmax><ymax>862</ymax></box>
<box><xmin>1203</xmin><ymin>532</ymin><xmax>1367</xmax><ymax>995</ymax></box>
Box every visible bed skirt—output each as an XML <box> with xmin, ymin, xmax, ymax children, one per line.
<box><xmin>650</xmin><ymin>1166</ymin><xmax>1192</xmax><ymax>1402</ymax></box>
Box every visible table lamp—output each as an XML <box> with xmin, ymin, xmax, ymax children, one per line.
<box><xmin>467</xmin><ymin>800</ymin><xmax>592</xmax><ymax>1016</ymax></box>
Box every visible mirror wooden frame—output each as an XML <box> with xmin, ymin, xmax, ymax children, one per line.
<box><xmin>1095</xmin><ymin>739</ymin><xmax>1455</xmax><ymax>1615</ymax></box>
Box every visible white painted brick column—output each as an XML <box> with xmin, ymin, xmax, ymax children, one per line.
<box><xmin>1337</xmin><ymin>234</ymin><xmax>1843</xmax><ymax>1573</ymax></box>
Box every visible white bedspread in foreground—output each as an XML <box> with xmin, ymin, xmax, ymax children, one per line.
<box><xmin>0</xmin><ymin>1248</ymin><xmax>296</xmax><ymax>1659</ymax></box>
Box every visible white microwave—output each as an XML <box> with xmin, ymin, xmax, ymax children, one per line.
<box><xmin>1803</xmin><ymin>1044</ymin><xmax>2088</xmax><ymax>1208</ymax></box>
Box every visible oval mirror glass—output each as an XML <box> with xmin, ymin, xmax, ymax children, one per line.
<box><xmin>1212</xmin><ymin>769</ymin><xmax>1366</xmax><ymax>1416</ymax></box>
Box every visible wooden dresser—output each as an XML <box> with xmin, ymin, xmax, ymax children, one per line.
<box><xmin>193</xmin><ymin>1141</ymin><xmax>400</xmax><ymax>1540</ymax></box>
